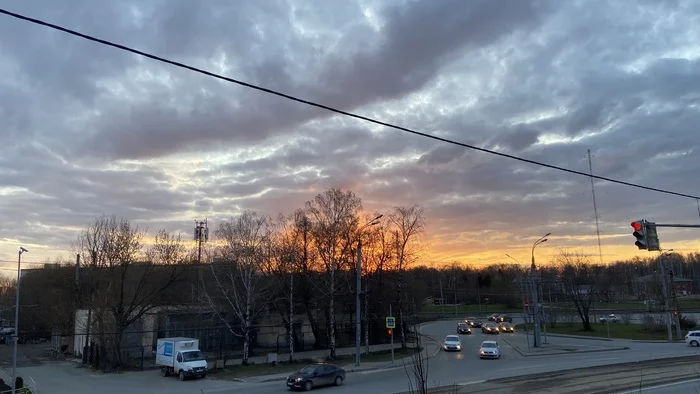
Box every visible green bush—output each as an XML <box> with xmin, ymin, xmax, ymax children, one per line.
<box><xmin>15</xmin><ymin>376</ymin><xmax>23</xmax><ymax>389</ymax></box>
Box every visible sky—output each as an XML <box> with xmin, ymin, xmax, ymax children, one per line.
<box><xmin>1</xmin><ymin>0</ymin><xmax>700</xmax><ymax>270</ymax></box>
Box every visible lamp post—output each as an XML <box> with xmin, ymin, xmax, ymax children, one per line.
<box><xmin>12</xmin><ymin>247</ymin><xmax>28</xmax><ymax>394</ymax></box>
<box><xmin>356</xmin><ymin>214</ymin><xmax>383</xmax><ymax>367</ymax></box>
<box><xmin>531</xmin><ymin>233</ymin><xmax>550</xmax><ymax>348</ymax></box>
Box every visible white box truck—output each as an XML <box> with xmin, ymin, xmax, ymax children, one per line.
<box><xmin>156</xmin><ymin>337</ymin><xmax>207</xmax><ymax>381</ymax></box>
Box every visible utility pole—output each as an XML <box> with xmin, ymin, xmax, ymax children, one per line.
<box><xmin>658</xmin><ymin>257</ymin><xmax>673</xmax><ymax>341</ymax></box>
<box><xmin>355</xmin><ymin>214</ymin><xmax>382</xmax><ymax>367</ymax></box>
<box><xmin>531</xmin><ymin>233</ymin><xmax>550</xmax><ymax>348</ymax></box>
<box><xmin>194</xmin><ymin>219</ymin><xmax>208</xmax><ymax>301</ymax></box>
<box><xmin>12</xmin><ymin>247</ymin><xmax>28</xmax><ymax>394</ymax></box>
<box><xmin>355</xmin><ymin>239</ymin><xmax>362</xmax><ymax>367</ymax></box>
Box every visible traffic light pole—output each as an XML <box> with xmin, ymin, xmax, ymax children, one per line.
<box><xmin>658</xmin><ymin>258</ymin><xmax>673</xmax><ymax>341</ymax></box>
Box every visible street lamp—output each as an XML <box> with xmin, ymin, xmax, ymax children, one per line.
<box><xmin>356</xmin><ymin>214</ymin><xmax>382</xmax><ymax>367</ymax></box>
<box><xmin>12</xmin><ymin>247</ymin><xmax>28</xmax><ymax>394</ymax></box>
<box><xmin>531</xmin><ymin>233</ymin><xmax>550</xmax><ymax>348</ymax></box>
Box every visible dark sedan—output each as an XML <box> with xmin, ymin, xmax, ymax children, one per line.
<box><xmin>286</xmin><ymin>364</ymin><xmax>345</xmax><ymax>391</ymax></box>
<box><xmin>457</xmin><ymin>322</ymin><xmax>472</xmax><ymax>334</ymax></box>
<box><xmin>466</xmin><ymin>318</ymin><xmax>482</xmax><ymax>328</ymax></box>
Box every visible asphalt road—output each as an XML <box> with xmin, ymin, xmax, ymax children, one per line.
<box><xmin>619</xmin><ymin>379</ymin><xmax>700</xmax><ymax>394</ymax></box>
<box><xmin>10</xmin><ymin>320</ymin><xmax>700</xmax><ymax>394</ymax></box>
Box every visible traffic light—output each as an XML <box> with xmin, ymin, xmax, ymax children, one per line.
<box><xmin>631</xmin><ymin>220</ymin><xmax>661</xmax><ymax>251</ymax></box>
<box><xmin>387</xmin><ymin>329</ymin><xmax>392</xmax><ymax>336</ymax></box>
<box><xmin>646</xmin><ymin>223</ymin><xmax>660</xmax><ymax>251</ymax></box>
<box><xmin>631</xmin><ymin>220</ymin><xmax>648</xmax><ymax>250</ymax></box>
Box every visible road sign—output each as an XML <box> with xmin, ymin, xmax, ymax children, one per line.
<box><xmin>385</xmin><ymin>316</ymin><xmax>396</xmax><ymax>329</ymax></box>
<box><xmin>524</xmin><ymin>301</ymin><xmax>529</xmax><ymax>308</ymax></box>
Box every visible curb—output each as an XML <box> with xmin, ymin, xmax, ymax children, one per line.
<box><xmin>541</xmin><ymin>333</ymin><xmax>615</xmax><ymax>341</ymax></box>
<box><xmin>501</xmin><ymin>337</ymin><xmax>629</xmax><ymax>357</ymax></box>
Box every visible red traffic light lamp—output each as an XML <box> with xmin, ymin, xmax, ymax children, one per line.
<box><xmin>387</xmin><ymin>329</ymin><xmax>392</xmax><ymax>336</ymax></box>
<box><xmin>631</xmin><ymin>221</ymin><xmax>642</xmax><ymax>231</ymax></box>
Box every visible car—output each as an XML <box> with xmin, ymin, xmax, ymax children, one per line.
<box><xmin>442</xmin><ymin>335</ymin><xmax>462</xmax><ymax>351</ymax></box>
<box><xmin>498</xmin><ymin>322</ymin><xmax>514</xmax><ymax>333</ymax></box>
<box><xmin>479</xmin><ymin>340</ymin><xmax>501</xmax><ymax>359</ymax></box>
<box><xmin>487</xmin><ymin>314</ymin><xmax>499</xmax><ymax>322</ymax></box>
<box><xmin>466</xmin><ymin>318</ymin><xmax>482</xmax><ymax>328</ymax></box>
<box><xmin>286</xmin><ymin>364</ymin><xmax>346</xmax><ymax>391</ymax></box>
<box><xmin>599</xmin><ymin>314</ymin><xmax>620</xmax><ymax>323</ymax></box>
<box><xmin>496</xmin><ymin>315</ymin><xmax>513</xmax><ymax>323</ymax></box>
<box><xmin>482</xmin><ymin>323</ymin><xmax>500</xmax><ymax>334</ymax></box>
<box><xmin>685</xmin><ymin>330</ymin><xmax>700</xmax><ymax>347</ymax></box>
<box><xmin>457</xmin><ymin>322</ymin><xmax>472</xmax><ymax>335</ymax></box>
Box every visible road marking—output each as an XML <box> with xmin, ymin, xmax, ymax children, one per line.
<box><xmin>591</xmin><ymin>357</ymin><xmax>620</xmax><ymax>362</ymax></box>
<box><xmin>358</xmin><ymin>366</ymin><xmax>404</xmax><ymax>375</ymax></box>
<box><xmin>616</xmin><ymin>378</ymin><xmax>700</xmax><ymax>394</ymax></box>
<box><xmin>503</xmin><ymin>364</ymin><xmax>546</xmax><ymax>371</ymax></box>
<box><xmin>457</xmin><ymin>380</ymin><xmax>485</xmax><ymax>386</ymax></box>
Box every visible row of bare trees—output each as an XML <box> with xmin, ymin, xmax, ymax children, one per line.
<box><xmin>8</xmin><ymin>186</ymin><xmax>700</xmax><ymax>368</ymax></box>
<box><xmin>200</xmin><ymin>188</ymin><xmax>426</xmax><ymax>363</ymax></box>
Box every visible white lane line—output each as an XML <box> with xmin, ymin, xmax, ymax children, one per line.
<box><xmin>591</xmin><ymin>357</ymin><xmax>620</xmax><ymax>362</ymax></box>
<box><xmin>616</xmin><ymin>378</ymin><xmax>700</xmax><ymax>394</ymax></box>
<box><xmin>358</xmin><ymin>366</ymin><xmax>404</xmax><ymax>375</ymax></box>
<box><xmin>503</xmin><ymin>364</ymin><xmax>546</xmax><ymax>371</ymax></box>
<box><xmin>457</xmin><ymin>380</ymin><xmax>486</xmax><ymax>386</ymax></box>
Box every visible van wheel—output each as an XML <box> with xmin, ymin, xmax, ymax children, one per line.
<box><xmin>160</xmin><ymin>367</ymin><xmax>169</xmax><ymax>377</ymax></box>
<box><xmin>178</xmin><ymin>370</ymin><xmax>186</xmax><ymax>381</ymax></box>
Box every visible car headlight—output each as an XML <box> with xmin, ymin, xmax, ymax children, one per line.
<box><xmin>480</xmin><ymin>350</ymin><xmax>485</xmax><ymax>354</ymax></box>
<box><xmin>295</xmin><ymin>377</ymin><xmax>303</xmax><ymax>382</ymax></box>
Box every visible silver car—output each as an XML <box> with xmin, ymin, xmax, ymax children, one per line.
<box><xmin>442</xmin><ymin>335</ymin><xmax>462</xmax><ymax>352</ymax></box>
<box><xmin>479</xmin><ymin>340</ymin><xmax>501</xmax><ymax>359</ymax></box>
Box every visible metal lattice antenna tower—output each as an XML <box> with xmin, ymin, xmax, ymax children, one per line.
<box><xmin>588</xmin><ymin>149</ymin><xmax>604</xmax><ymax>265</ymax></box>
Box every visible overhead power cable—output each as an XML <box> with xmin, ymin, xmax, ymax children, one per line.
<box><xmin>1</xmin><ymin>8</ymin><xmax>699</xmax><ymax>200</ymax></box>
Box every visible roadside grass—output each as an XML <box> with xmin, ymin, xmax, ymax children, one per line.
<box><xmin>420</xmin><ymin>304</ymin><xmax>521</xmax><ymax>314</ymax></box>
<box><xmin>213</xmin><ymin>347</ymin><xmax>421</xmax><ymax>380</ymax></box>
<box><xmin>515</xmin><ymin>322</ymin><xmax>672</xmax><ymax>340</ymax></box>
<box><xmin>595</xmin><ymin>299</ymin><xmax>700</xmax><ymax>311</ymax></box>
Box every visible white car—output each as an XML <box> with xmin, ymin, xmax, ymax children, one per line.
<box><xmin>479</xmin><ymin>340</ymin><xmax>500</xmax><ymax>359</ymax></box>
<box><xmin>599</xmin><ymin>314</ymin><xmax>619</xmax><ymax>323</ymax></box>
<box><xmin>685</xmin><ymin>330</ymin><xmax>700</xmax><ymax>346</ymax></box>
<box><xmin>442</xmin><ymin>335</ymin><xmax>462</xmax><ymax>351</ymax></box>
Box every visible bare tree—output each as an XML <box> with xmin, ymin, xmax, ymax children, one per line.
<box><xmin>204</xmin><ymin>211</ymin><xmax>276</xmax><ymax>365</ymax></box>
<box><xmin>363</xmin><ymin>220</ymin><xmax>393</xmax><ymax>355</ymax></box>
<box><xmin>557</xmin><ymin>251</ymin><xmax>597</xmax><ymax>331</ymax></box>
<box><xmin>306</xmin><ymin>188</ymin><xmax>362</xmax><ymax>359</ymax></box>
<box><xmin>76</xmin><ymin>215</ymin><xmax>187</xmax><ymax>370</ymax></box>
<box><xmin>273</xmin><ymin>211</ymin><xmax>307</xmax><ymax>362</ymax></box>
<box><xmin>403</xmin><ymin>314</ymin><xmax>428</xmax><ymax>394</ymax></box>
<box><xmin>389</xmin><ymin>204</ymin><xmax>425</xmax><ymax>349</ymax></box>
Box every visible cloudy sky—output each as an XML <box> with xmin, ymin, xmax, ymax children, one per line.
<box><xmin>1</xmin><ymin>0</ymin><xmax>700</xmax><ymax>269</ymax></box>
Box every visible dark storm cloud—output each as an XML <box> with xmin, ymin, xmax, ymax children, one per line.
<box><xmin>1</xmin><ymin>0</ymin><xmax>700</xmax><ymax>264</ymax></box>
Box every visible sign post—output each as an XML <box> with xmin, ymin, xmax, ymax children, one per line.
<box><xmin>387</xmin><ymin>305</ymin><xmax>396</xmax><ymax>363</ymax></box>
